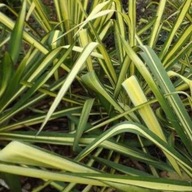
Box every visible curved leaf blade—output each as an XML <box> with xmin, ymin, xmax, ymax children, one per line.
<box><xmin>38</xmin><ymin>42</ymin><xmax>98</xmax><ymax>134</ymax></box>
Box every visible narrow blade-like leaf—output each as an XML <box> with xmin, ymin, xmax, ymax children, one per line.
<box><xmin>38</xmin><ymin>42</ymin><xmax>98</xmax><ymax>134</ymax></box>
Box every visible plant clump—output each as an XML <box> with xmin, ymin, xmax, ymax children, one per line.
<box><xmin>0</xmin><ymin>0</ymin><xmax>191</xmax><ymax>191</ymax></box>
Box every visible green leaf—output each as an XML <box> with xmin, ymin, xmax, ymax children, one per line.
<box><xmin>38</xmin><ymin>42</ymin><xmax>99</xmax><ymax>134</ymax></box>
<box><xmin>1</xmin><ymin>173</ymin><xmax>21</xmax><ymax>192</ymax></box>
<box><xmin>83</xmin><ymin>173</ymin><xmax>192</xmax><ymax>191</ymax></box>
<box><xmin>0</xmin><ymin>46</ymin><xmax>67</xmax><ymax>118</ymax></box>
<box><xmin>29</xmin><ymin>0</ymin><xmax>51</xmax><ymax>32</ymax></box>
<box><xmin>140</xmin><ymin>46</ymin><xmax>192</xmax><ymax>153</ymax></box>
<box><xmin>0</xmin><ymin>163</ymin><xmax>105</xmax><ymax>187</ymax></box>
<box><xmin>148</xmin><ymin>0</ymin><xmax>166</xmax><ymax>47</ymax></box>
<box><xmin>128</xmin><ymin>0</ymin><xmax>136</xmax><ymax>46</ymax></box>
<box><xmin>122</xmin><ymin>75</ymin><xmax>181</xmax><ymax>175</ymax></box>
<box><xmin>94</xmin><ymin>157</ymin><xmax>153</xmax><ymax>177</ymax></box>
<box><xmin>163</xmin><ymin>25</ymin><xmax>192</xmax><ymax>68</ymax></box>
<box><xmin>81</xmin><ymin>71</ymin><xmax>127</xmax><ymax>116</ymax></box>
<box><xmin>75</xmin><ymin>0</ymin><xmax>114</xmax><ymax>34</ymax></box>
<box><xmin>159</xmin><ymin>0</ymin><xmax>192</xmax><ymax>59</ymax></box>
<box><xmin>0</xmin><ymin>132</ymin><xmax>172</xmax><ymax>171</ymax></box>
<box><xmin>76</xmin><ymin>121</ymin><xmax>192</xmax><ymax>176</ymax></box>
<box><xmin>0</xmin><ymin>12</ymin><xmax>48</xmax><ymax>54</ymax></box>
<box><xmin>73</xmin><ymin>98</ymin><xmax>95</xmax><ymax>152</ymax></box>
<box><xmin>8</xmin><ymin>0</ymin><xmax>26</xmax><ymax>64</ymax></box>
<box><xmin>0</xmin><ymin>141</ymin><xmax>94</xmax><ymax>173</ymax></box>
<box><xmin>0</xmin><ymin>141</ymin><xmax>156</xmax><ymax>191</ymax></box>
<box><xmin>120</xmin><ymin>37</ymin><xmax>192</xmax><ymax>155</ymax></box>
<box><xmin>0</xmin><ymin>52</ymin><xmax>13</xmax><ymax>97</ymax></box>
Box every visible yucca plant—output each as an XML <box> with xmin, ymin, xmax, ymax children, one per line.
<box><xmin>0</xmin><ymin>0</ymin><xmax>192</xmax><ymax>191</ymax></box>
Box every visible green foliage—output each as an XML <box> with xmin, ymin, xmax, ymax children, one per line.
<box><xmin>0</xmin><ymin>0</ymin><xmax>192</xmax><ymax>191</ymax></box>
